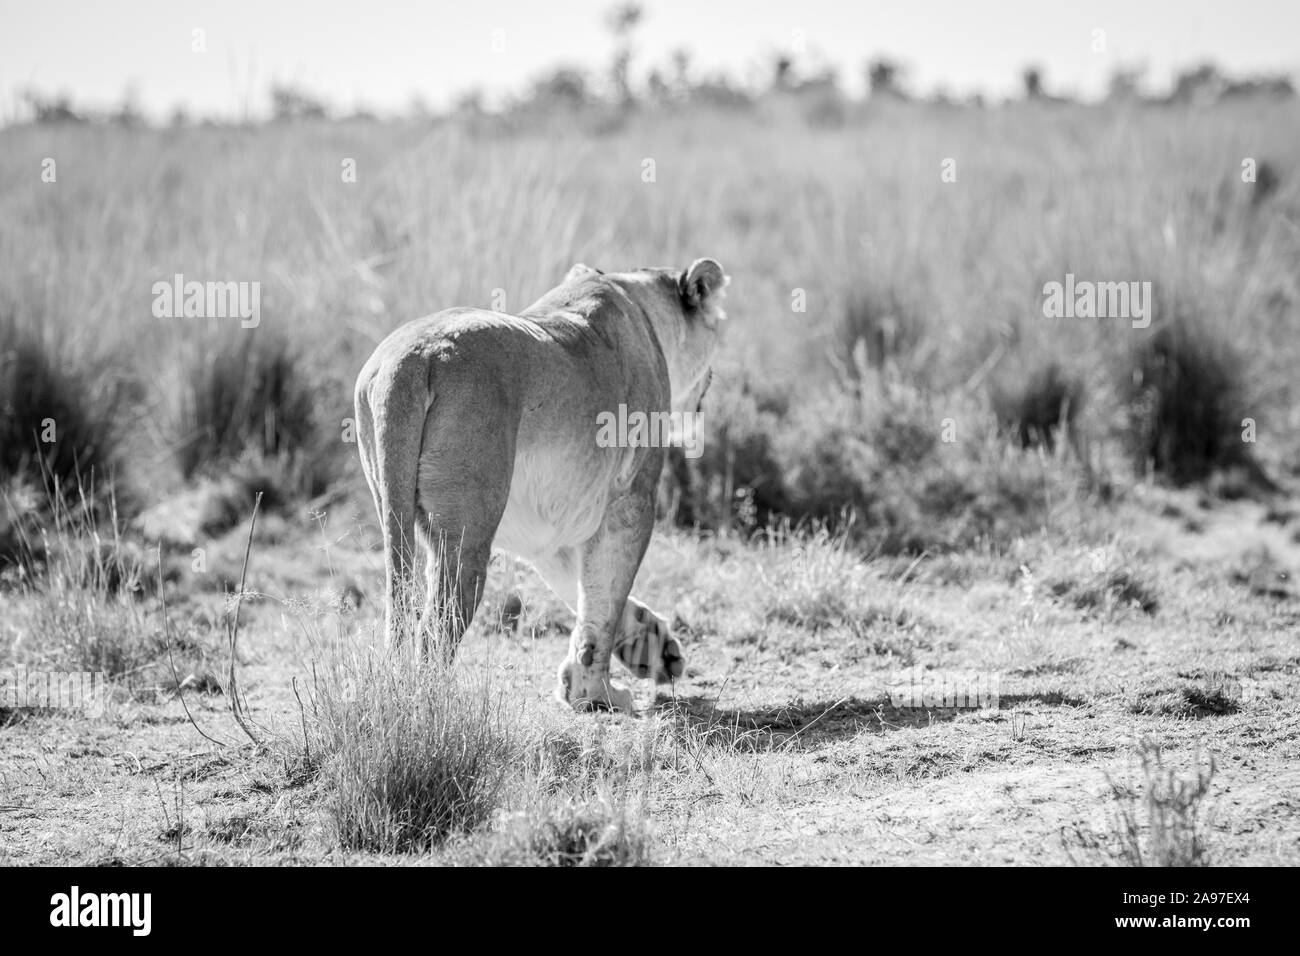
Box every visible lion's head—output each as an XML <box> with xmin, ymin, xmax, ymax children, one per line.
<box><xmin>564</xmin><ymin>258</ymin><xmax>728</xmax><ymax>413</ymax></box>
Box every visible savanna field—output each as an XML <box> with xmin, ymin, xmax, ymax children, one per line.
<box><xmin>2</xmin><ymin>95</ymin><xmax>1299</xmax><ymax>864</ymax></box>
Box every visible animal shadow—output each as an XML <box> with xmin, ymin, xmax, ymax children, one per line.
<box><xmin>653</xmin><ymin>693</ymin><xmax>972</xmax><ymax>750</ymax></box>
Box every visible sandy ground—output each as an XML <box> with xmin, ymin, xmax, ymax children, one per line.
<box><xmin>2</xmin><ymin>487</ymin><xmax>1298</xmax><ymax>865</ymax></box>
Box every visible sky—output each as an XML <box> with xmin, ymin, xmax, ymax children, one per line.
<box><xmin>2</xmin><ymin>0</ymin><xmax>1298</xmax><ymax>121</ymax></box>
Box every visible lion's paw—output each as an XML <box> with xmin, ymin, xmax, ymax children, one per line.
<box><xmin>555</xmin><ymin>655</ymin><xmax>635</xmax><ymax>713</ymax></box>
<box><xmin>615</xmin><ymin>600</ymin><xmax>686</xmax><ymax>685</ymax></box>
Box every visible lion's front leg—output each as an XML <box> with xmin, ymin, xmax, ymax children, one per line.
<box><xmin>556</xmin><ymin>490</ymin><xmax>655</xmax><ymax>713</ymax></box>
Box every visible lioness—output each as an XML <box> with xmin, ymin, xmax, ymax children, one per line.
<box><xmin>353</xmin><ymin>258</ymin><xmax>727</xmax><ymax>711</ymax></box>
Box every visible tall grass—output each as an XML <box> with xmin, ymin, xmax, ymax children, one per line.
<box><xmin>2</xmin><ymin>99</ymin><xmax>1296</xmax><ymax>540</ymax></box>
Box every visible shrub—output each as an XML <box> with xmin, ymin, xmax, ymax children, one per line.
<box><xmin>660</xmin><ymin>376</ymin><xmax>790</xmax><ymax>529</ymax></box>
<box><xmin>772</xmin><ymin>381</ymin><xmax>1074</xmax><ymax>554</ymax></box>
<box><xmin>0</xmin><ymin>316</ymin><xmax>127</xmax><ymax>522</ymax></box>
<box><xmin>665</xmin><ymin>371</ymin><xmax>1083</xmax><ymax>555</ymax></box>
<box><xmin>173</xmin><ymin>332</ymin><xmax>333</xmax><ymax>497</ymax></box>
<box><xmin>1125</xmin><ymin>321</ymin><xmax>1258</xmax><ymax>485</ymax></box>
<box><xmin>1248</xmin><ymin>158</ymin><xmax>1280</xmax><ymax>207</ymax></box>
<box><xmin>991</xmin><ymin>359</ymin><xmax>1085</xmax><ymax>450</ymax></box>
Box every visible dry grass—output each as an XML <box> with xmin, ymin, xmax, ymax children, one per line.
<box><xmin>1066</xmin><ymin>739</ymin><xmax>1217</xmax><ymax>867</ymax></box>
<box><xmin>1</xmin><ymin>493</ymin><xmax>1297</xmax><ymax>865</ymax></box>
<box><xmin>460</xmin><ymin>796</ymin><xmax>653</xmax><ymax>866</ymax></box>
<box><xmin>3</xmin><ymin>480</ymin><xmax>162</xmax><ymax>678</ymax></box>
<box><xmin>4</xmin><ymin>100</ymin><xmax>1297</xmax><ymax>520</ymax></box>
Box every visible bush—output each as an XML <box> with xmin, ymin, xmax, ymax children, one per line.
<box><xmin>661</xmin><ymin>376</ymin><xmax>791</xmax><ymax>529</ymax></box>
<box><xmin>991</xmin><ymin>359</ymin><xmax>1085</xmax><ymax>450</ymax></box>
<box><xmin>0</xmin><ymin>316</ymin><xmax>127</xmax><ymax>522</ymax></box>
<box><xmin>1125</xmin><ymin>321</ymin><xmax>1259</xmax><ymax>485</ymax></box>
<box><xmin>664</xmin><ymin>370</ymin><xmax>1085</xmax><ymax>555</ymax></box>
<box><xmin>173</xmin><ymin>332</ymin><xmax>333</xmax><ymax>497</ymax></box>
<box><xmin>1248</xmin><ymin>158</ymin><xmax>1280</xmax><ymax>207</ymax></box>
<box><xmin>773</xmin><ymin>381</ymin><xmax>1073</xmax><ymax>553</ymax></box>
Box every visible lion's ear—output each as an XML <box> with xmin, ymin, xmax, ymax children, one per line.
<box><xmin>565</xmin><ymin>263</ymin><xmax>602</xmax><ymax>282</ymax></box>
<box><xmin>679</xmin><ymin>258</ymin><xmax>728</xmax><ymax>317</ymax></box>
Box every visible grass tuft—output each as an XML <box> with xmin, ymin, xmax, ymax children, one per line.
<box><xmin>311</xmin><ymin>648</ymin><xmax>517</xmax><ymax>853</ymax></box>
<box><xmin>464</xmin><ymin>797</ymin><xmax>653</xmax><ymax>867</ymax></box>
<box><xmin>1067</xmin><ymin>740</ymin><xmax>1216</xmax><ymax>867</ymax></box>
<box><xmin>8</xmin><ymin>482</ymin><xmax>164</xmax><ymax>678</ymax></box>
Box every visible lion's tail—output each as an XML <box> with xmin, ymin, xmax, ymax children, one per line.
<box><xmin>355</xmin><ymin>357</ymin><xmax>428</xmax><ymax>646</ymax></box>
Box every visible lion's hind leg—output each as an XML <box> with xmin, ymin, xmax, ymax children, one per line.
<box><xmin>355</xmin><ymin>358</ymin><xmax>425</xmax><ymax>650</ymax></box>
<box><xmin>413</xmin><ymin>403</ymin><xmax>514</xmax><ymax>660</ymax></box>
<box><xmin>415</xmin><ymin>521</ymin><xmax>495</xmax><ymax>661</ymax></box>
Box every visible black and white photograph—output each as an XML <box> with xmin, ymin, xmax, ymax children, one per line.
<box><xmin>0</xmin><ymin>0</ymin><xmax>1296</xmax><ymax>911</ymax></box>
